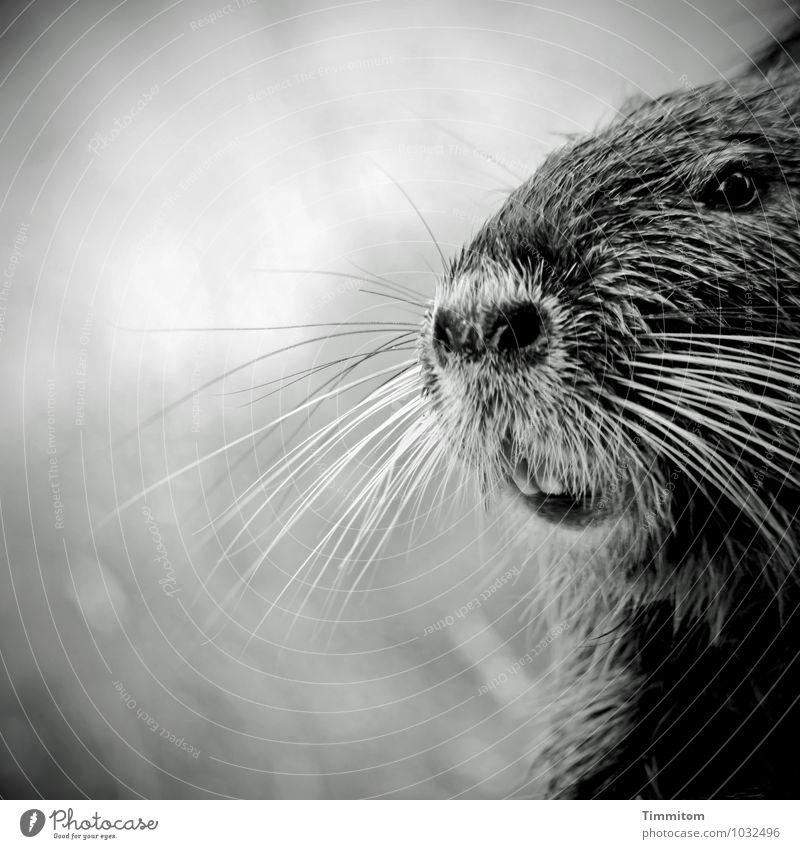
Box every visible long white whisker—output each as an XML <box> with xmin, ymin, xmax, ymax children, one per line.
<box><xmin>193</xmin><ymin>363</ymin><xmax>420</xmax><ymax>537</ymax></box>
<box><xmin>197</xmin><ymin>375</ymin><xmax>422</xmax><ymax>617</ymax></box>
<box><xmin>237</xmin><ymin>396</ymin><xmax>426</xmax><ymax>650</ymax></box>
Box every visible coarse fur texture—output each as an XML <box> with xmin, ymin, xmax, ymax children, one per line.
<box><xmin>415</xmin><ymin>55</ymin><xmax>800</xmax><ymax>796</ymax></box>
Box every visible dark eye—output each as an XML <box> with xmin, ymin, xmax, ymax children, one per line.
<box><xmin>702</xmin><ymin>167</ymin><xmax>760</xmax><ymax>211</ymax></box>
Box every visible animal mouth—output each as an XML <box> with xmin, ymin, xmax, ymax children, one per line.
<box><xmin>511</xmin><ymin>456</ymin><xmax>570</xmax><ymax>498</ymax></box>
<box><xmin>506</xmin><ymin>455</ymin><xmax>613</xmax><ymax>525</ymax></box>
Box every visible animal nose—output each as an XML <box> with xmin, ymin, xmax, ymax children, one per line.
<box><xmin>432</xmin><ymin>302</ymin><xmax>542</xmax><ymax>358</ymax></box>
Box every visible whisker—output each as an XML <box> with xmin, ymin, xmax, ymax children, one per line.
<box><xmin>200</xmin><ymin>360</ymin><xmax>422</xmax><ymax>546</ymax></box>
<box><xmin>609</xmin><ymin>393</ymin><xmax>786</xmax><ymax>545</ymax></box>
<box><xmin>195</xmin><ymin>335</ymin><xmax>423</xmax><ymax>506</ymax></box>
<box><xmin>236</xmin><ymin>393</ymin><xmax>424</xmax><ymax>648</ymax></box>
<box><xmin>196</xmin><ymin>376</ymin><xmax>423</xmax><ymax>632</ymax></box>
<box><xmin>114</xmin><ymin>327</ymin><xmax>420</xmax><ymax>447</ymax></box>
<box><xmin>234</xmin><ymin>341</ymin><xmax>417</xmax><ymax>407</ymax></box>
<box><xmin>636</xmin><ymin>351</ymin><xmax>800</xmax><ymax>383</ymax></box>
<box><xmin>287</xmin><ymin>404</ymin><xmax>435</xmax><ymax>639</ymax></box>
<box><xmin>648</xmin><ymin>333</ymin><xmax>800</xmax><ymax>357</ymax></box>
<box><xmin>356</xmin><ymin>289</ymin><xmax>427</xmax><ymax>309</ymax></box>
<box><xmin>102</xmin><ymin>361</ymin><xmax>418</xmax><ymax>526</ymax></box>
<box><xmin>345</xmin><ymin>256</ymin><xmax>429</xmax><ymax>302</ymax></box>
<box><xmin>322</xmin><ymin>422</ymin><xmax>445</xmax><ymax>631</ymax></box>
<box><xmin>113</xmin><ymin>321</ymin><xmax>419</xmax><ymax>333</ymax></box>
<box><xmin>209</xmin><ymin>378</ymin><xmax>421</xmax><ymax>569</ymax></box>
<box><xmin>369</xmin><ymin>160</ymin><xmax>448</xmax><ymax>272</ymax></box>
<box><xmin>622</xmin><ymin>365</ymin><xmax>799</xmax><ymax>419</ymax></box>
<box><xmin>252</xmin><ymin>266</ymin><xmax>428</xmax><ymax>306</ymax></box>
<box><xmin>198</xmin><ymin>365</ymin><xmax>421</xmax><ymax>537</ymax></box>
<box><xmin>628</xmin><ymin>359</ymin><xmax>799</xmax><ymax>399</ymax></box>
<box><xmin>612</xmin><ymin>376</ymin><xmax>800</xmax><ymax>485</ymax></box>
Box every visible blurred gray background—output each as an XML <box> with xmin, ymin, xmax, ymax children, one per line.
<box><xmin>0</xmin><ymin>0</ymin><xmax>794</xmax><ymax>799</ymax></box>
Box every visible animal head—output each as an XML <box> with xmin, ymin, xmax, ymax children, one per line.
<box><xmin>419</xmin><ymin>68</ymin><xmax>800</xmax><ymax>606</ymax></box>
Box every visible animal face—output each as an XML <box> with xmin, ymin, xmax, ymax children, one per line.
<box><xmin>419</xmin><ymin>72</ymin><xmax>800</xmax><ymax>584</ymax></box>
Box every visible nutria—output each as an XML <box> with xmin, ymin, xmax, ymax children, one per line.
<box><xmin>410</xmin><ymin>31</ymin><xmax>800</xmax><ymax>798</ymax></box>
<box><xmin>190</xmin><ymin>18</ymin><xmax>800</xmax><ymax>799</ymax></box>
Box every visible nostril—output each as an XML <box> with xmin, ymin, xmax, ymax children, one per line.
<box><xmin>431</xmin><ymin>307</ymin><xmax>482</xmax><ymax>357</ymax></box>
<box><xmin>488</xmin><ymin>303</ymin><xmax>542</xmax><ymax>352</ymax></box>
<box><xmin>432</xmin><ymin>307</ymin><xmax>456</xmax><ymax>353</ymax></box>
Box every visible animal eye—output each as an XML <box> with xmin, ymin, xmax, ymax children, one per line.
<box><xmin>703</xmin><ymin>167</ymin><xmax>759</xmax><ymax>211</ymax></box>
